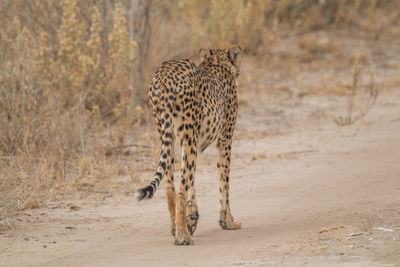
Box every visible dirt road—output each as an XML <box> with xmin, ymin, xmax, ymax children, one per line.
<box><xmin>1</xmin><ymin>83</ymin><xmax>399</xmax><ymax>266</ymax></box>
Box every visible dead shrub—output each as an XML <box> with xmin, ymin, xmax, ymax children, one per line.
<box><xmin>334</xmin><ymin>54</ymin><xmax>379</xmax><ymax>126</ymax></box>
<box><xmin>0</xmin><ymin>1</ymin><xmax>139</xmax><ymax>217</ymax></box>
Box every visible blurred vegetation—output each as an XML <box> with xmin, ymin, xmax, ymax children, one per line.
<box><xmin>0</xmin><ymin>0</ymin><xmax>399</xmax><ymax>214</ymax></box>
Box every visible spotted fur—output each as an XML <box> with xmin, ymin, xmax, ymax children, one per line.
<box><xmin>136</xmin><ymin>45</ymin><xmax>242</xmax><ymax>245</ymax></box>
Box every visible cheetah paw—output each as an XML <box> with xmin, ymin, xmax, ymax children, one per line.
<box><xmin>174</xmin><ymin>229</ymin><xmax>193</xmax><ymax>245</ymax></box>
<box><xmin>219</xmin><ymin>211</ymin><xmax>241</xmax><ymax>230</ymax></box>
<box><xmin>220</xmin><ymin>219</ymin><xmax>241</xmax><ymax>230</ymax></box>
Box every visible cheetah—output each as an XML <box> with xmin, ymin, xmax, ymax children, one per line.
<box><xmin>136</xmin><ymin>45</ymin><xmax>242</xmax><ymax>245</ymax></box>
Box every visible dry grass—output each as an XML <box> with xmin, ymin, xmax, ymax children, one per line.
<box><xmin>298</xmin><ymin>35</ymin><xmax>341</xmax><ymax>55</ymax></box>
<box><xmin>0</xmin><ymin>0</ymin><xmax>139</xmax><ymax>218</ymax></box>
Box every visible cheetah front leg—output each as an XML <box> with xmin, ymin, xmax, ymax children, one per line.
<box><xmin>217</xmin><ymin>139</ymin><xmax>241</xmax><ymax>230</ymax></box>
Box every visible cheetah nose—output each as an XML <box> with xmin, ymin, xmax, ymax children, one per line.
<box><xmin>187</xmin><ymin>201</ymin><xmax>192</xmax><ymax>207</ymax></box>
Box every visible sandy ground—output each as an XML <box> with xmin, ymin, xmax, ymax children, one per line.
<box><xmin>1</xmin><ymin>32</ymin><xmax>400</xmax><ymax>266</ymax></box>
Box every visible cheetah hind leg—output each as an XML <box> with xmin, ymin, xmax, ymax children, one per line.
<box><xmin>174</xmin><ymin>193</ymin><xmax>193</xmax><ymax>245</ymax></box>
<box><xmin>167</xmin><ymin>189</ymin><xmax>176</xmax><ymax>236</ymax></box>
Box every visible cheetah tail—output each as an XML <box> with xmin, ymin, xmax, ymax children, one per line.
<box><xmin>135</xmin><ymin>128</ymin><xmax>173</xmax><ymax>201</ymax></box>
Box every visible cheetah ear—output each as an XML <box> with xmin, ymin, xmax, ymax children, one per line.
<box><xmin>199</xmin><ymin>48</ymin><xmax>211</xmax><ymax>59</ymax></box>
<box><xmin>229</xmin><ymin>45</ymin><xmax>241</xmax><ymax>62</ymax></box>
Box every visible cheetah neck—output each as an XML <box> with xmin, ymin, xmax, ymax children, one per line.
<box><xmin>199</xmin><ymin>62</ymin><xmax>234</xmax><ymax>83</ymax></box>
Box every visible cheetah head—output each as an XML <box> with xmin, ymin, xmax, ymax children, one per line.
<box><xmin>199</xmin><ymin>45</ymin><xmax>242</xmax><ymax>79</ymax></box>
